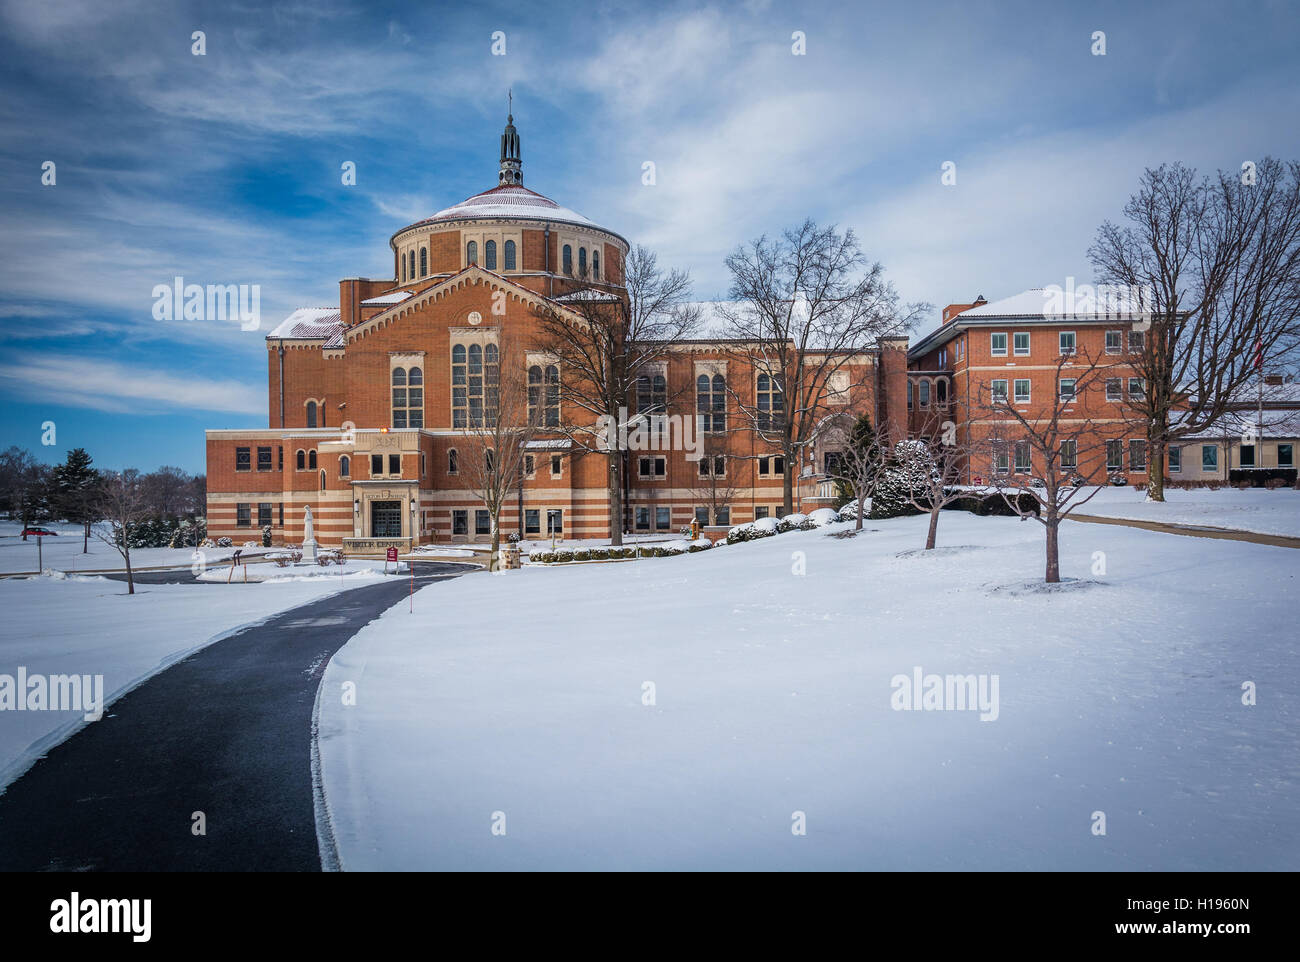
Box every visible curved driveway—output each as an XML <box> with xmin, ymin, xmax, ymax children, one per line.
<box><xmin>0</xmin><ymin>562</ymin><xmax>469</xmax><ymax>871</ymax></box>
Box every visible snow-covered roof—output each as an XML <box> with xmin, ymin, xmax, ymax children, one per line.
<box><xmin>1173</xmin><ymin>407</ymin><xmax>1300</xmax><ymax>440</ymax></box>
<box><xmin>361</xmin><ymin>290</ymin><xmax>413</xmax><ymax>306</ymax></box>
<box><xmin>555</xmin><ymin>288</ymin><xmax>621</xmax><ymax>303</ymax></box>
<box><xmin>266</xmin><ymin>308</ymin><xmax>343</xmax><ymax>340</ymax></box>
<box><xmin>956</xmin><ymin>287</ymin><xmax>1149</xmax><ymax>319</ymax></box>
<box><xmin>401</xmin><ymin>185</ymin><xmax>624</xmax><ymax>242</ymax></box>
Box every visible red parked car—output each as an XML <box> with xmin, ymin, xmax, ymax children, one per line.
<box><xmin>21</xmin><ymin>527</ymin><xmax>58</xmax><ymax>537</ymax></box>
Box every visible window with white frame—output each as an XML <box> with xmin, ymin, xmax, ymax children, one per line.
<box><xmin>1014</xmin><ymin>378</ymin><xmax>1031</xmax><ymax>403</ymax></box>
<box><xmin>757</xmin><ymin>373</ymin><xmax>785</xmax><ymax>430</ymax></box>
<box><xmin>991</xmin><ymin>379</ymin><xmax>1008</xmax><ymax>403</ymax></box>
<box><xmin>1014</xmin><ymin>441</ymin><xmax>1031</xmax><ymax>474</ymax></box>
<box><xmin>529</xmin><ymin>364</ymin><xmax>560</xmax><ymax>427</ymax></box>
<box><xmin>1059</xmin><ymin>439</ymin><xmax>1077</xmax><ymax>470</ymax></box>
<box><xmin>1059</xmin><ymin>378</ymin><xmax>1076</xmax><ymax>401</ymax></box>
<box><xmin>1128</xmin><ymin>330</ymin><xmax>1145</xmax><ymax>353</ymax></box>
<box><xmin>1105</xmin><ymin>330</ymin><xmax>1122</xmax><ymax>354</ymax></box>
<box><xmin>1107</xmin><ymin>440</ymin><xmax>1123</xmax><ymax>471</ymax></box>
<box><xmin>1106</xmin><ymin>378</ymin><xmax>1122</xmax><ymax>401</ymax></box>
<box><xmin>1202</xmin><ymin>445</ymin><xmax>1218</xmax><ymax>470</ymax></box>
<box><xmin>1129</xmin><ymin>440</ymin><xmax>1148</xmax><ymax>471</ymax></box>
<box><xmin>1013</xmin><ymin>332</ymin><xmax>1030</xmax><ymax>356</ymax></box>
<box><xmin>1059</xmin><ymin>331</ymin><xmax>1076</xmax><ymax>355</ymax></box>
<box><xmin>992</xmin><ymin>442</ymin><xmax>1009</xmax><ymax>475</ymax></box>
<box><xmin>990</xmin><ymin>332</ymin><xmax>1008</xmax><ymax>356</ymax></box>
<box><xmin>638</xmin><ymin>455</ymin><xmax>667</xmax><ymax>479</ymax></box>
<box><xmin>392</xmin><ymin>366</ymin><xmax>424</xmax><ymax>428</ymax></box>
<box><xmin>1128</xmin><ymin>377</ymin><xmax>1145</xmax><ymax>400</ymax></box>
<box><xmin>697</xmin><ymin>374</ymin><xmax>726</xmax><ymax>432</ymax></box>
<box><xmin>1168</xmin><ymin>446</ymin><xmax>1181</xmax><ymax>472</ymax></box>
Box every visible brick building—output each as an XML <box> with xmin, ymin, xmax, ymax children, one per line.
<box><xmin>205</xmin><ymin>113</ymin><xmax>907</xmax><ymax>550</ymax></box>
<box><xmin>906</xmin><ymin>289</ymin><xmax>1152</xmax><ymax>483</ymax></box>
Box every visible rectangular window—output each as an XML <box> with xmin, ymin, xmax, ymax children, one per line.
<box><xmin>694</xmin><ymin>507</ymin><xmax>709</xmax><ymax>524</ymax></box>
<box><xmin>1128</xmin><ymin>330</ymin><xmax>1145</xmax><ymax>353</ymax></box>
<box><xmin>1106</xmin><ymin>378</ymin><xmax>1122</xmax><ymax>401</ymax></box>
<box><xmin>475</xmin><ymin>510</ymin><xmax>491</xmax><ymax>535</ymax></box>
<box><xmin>992</xmin><ymin>443</ymin><xmax>1009</xmax><ymax>475</ymax></box>
<box><xmin>523</xmin><ymin>454</ymin><xmax>535</xmax><ymax>477</ymax></box>
<box><xmin>1059</xmin><ymin>440</ymin><xmax>1077</xmax><ymax>470</ymax></box>
<box><xmin>525</xmin><ymin>509</ymin><xmax>540</xmax><ymax>534</ymax></box>
<box><xmin>235</xmin><ymin>446</ymin><xmax>251</xmax><ymax>472</ymax></box>
<box><xmin>389</xmin><ymin>454</ymin><xmax>401</xmax><ymax>476</ymax></box>
<box><xmin>546</xmin><ymin>509</ymin><xmax>563</xmax><ymax>536</ymax></box>
<box><xmin>1107</xmin><ymin>440</ymin><xmax>1124</xmax><ymax>471</ymax></box>
<box><xmin>639</xmin><ymin>456</ymin><xmax>666</xmax><ymax>478</ymax></box>
<box><xmin>714</xmin><ymin>506</ymin><xmax>730</xmax><ymax>525</ymax></box>
<box><xmin>1202</xmin><ymin>445</ymin><xmax>1218</xmax><ymax>470</ymax></box>
<box><xmin>754</xmin><ymin>506</ymin><xmax>769</xmax><ymax>520</ymax></box>
<box><xmin>991</xmin><ymin>379</ymin><xmax>1008</xmax><ymax>404</ymax></box>
<box><xmin>1128</xmin><ymin>378</ymin><xmax>1145</xmax><ymax>400</ymax></box>
<box><xmin>371</xmin><ymin>454</ymin><xmax>383</xmax><ymax>477</ymax></box>
<box><xmin>550</xmin><ymin>455</ymin><xmax>562</xmax><ymax>477</ymax></box>
<box><xmin>236</xmin><ymin>503</ymin><xmax>250</xmax><ymax>527</ymax></box>
<box><xmin>990</xmin><ymin>332</ymin><xmax>1008</xmax><ymax>356</ymax></box>
<box><xmin>1059</xmin><ymin>378</ymin><xmax>1076</xmax><ymax>401</ymax></box>
<box><xmin>1130</xmin><ymin>440</ymin><xmax>1148</xmax><ymax>471</ymax></box>
<box><xmin>1013</xmin><ymin>332</ymin><xmax>1030</xmax><ymax>356</ymax></box>
<box><xmin>452</xmin><ymin>510</ymin><xmax>468</xmax><ymax>536</ymax></box>
<box><xmin>1014</xmin><ymin>442</ymin><xmax>1031</xmax><ymax>474</ymax></box>
<box><xmin>1279</xmin><ymin>444</ymin><xmax>1294</xmax><ymax>468</ymax></box>
<box><xmin>1168</xmin><ymin>446</ymin><xmax>1181</xmax><ymax>473</ymax></box>
<box><xmin>655</xmin><ymin>506</ymin><xmax>670</xmax><ymax>530</ymax></box>
<box><xmin>257</xmin><ymin>446</ymin><xmax>272</xmax><ymax>471</ymax></box>
<box><xmin>635</xmin><ymin>507</ymin><xmax>650</xmax><ymax>530</ymax></box>
<box><xmin>1240</xmin><ymin>444</ymin><xmax>1255</xmax><ymax>468</ymax></box>
<box><xmin>1059</xmin><ymin>331</ymin><xmax>1076</xmax><ymax>355</ymax></box>
<box><xmin>1013</xmin><ymin>379</ymin><xmax>1031</xmax><ymax>403</ymax></box>
<box><xmin>1105</xmin><ymin>330</ymin><xmax>1122</xmax><ymax>354</ymax></box>
<box><xmin>278</xmin><ymin>502</ymin><xmax>284</xmax><ymax>526</ymax></box>
<box><xmin>278</xmin><ymin>446</ymin><xmax>283</xmax><ymax>471</ymax></box>
<box><xmin>257</xmin><ymin>502</ymin><xmax>272</xmax><ymax>527</ymax></box>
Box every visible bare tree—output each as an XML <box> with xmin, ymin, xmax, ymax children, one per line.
<box><xmin>455</xmin><ymin>325</ymin><xmax>538</xmax><ymax>570</ymax></box>
<box><xmin>719</xmin><ymin>219</ymin><xmax>926</xmax><ymax>515</ymax></box>
<box><xmin>1089</xmin><ymin>158</ymin><xmax>1300</xmax><ymax>500</ymax></box>
<box><xmin>897</xmin><ymin>434</ymin><xmax>976</xmax><ymax>550</ymax></box>
<box><xmin>532</xmin><ymin>245</ymin><xmax>701</xmax><ymax>544</ymax></box>
<box><xmin>969</xmin><ymin>349</ymin><xmax>1139</xmax><ymax>583</ymax></box>
<box><xmin>94</xmin><ymin>470</ymin><xmax>150</xmax><ymax>594</ymax></box>
<box><xmin>821</xmin><ymin>412</ymin><xmax>891</xmax><ymax>532</ymax></box>
<box><xmin>688</xmin><ymin>432</ymin><xmax>742</xmax><ymax>528</ymax></box>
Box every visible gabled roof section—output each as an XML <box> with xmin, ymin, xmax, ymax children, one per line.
<box><xmin>266</xmin><ymin>308</ymin><xmax>343</xmax><ymax>340</ymax></box>
<box><xmin>344</xmin><ymin>264</ymin><xmax>589</xmax><ymax>344</ymax></box>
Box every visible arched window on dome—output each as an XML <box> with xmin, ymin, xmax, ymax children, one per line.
<box><xmin>592</xmin><ymin>249</ymin><xmax>600</xmax><ymax>280</ymax></box>
<box><xmin>420</xmin><ymin>247</ymin><xmax>427</xmax><ymax>277</ymax></box>
<box><xmin>578</xmin><ymin>247</ymin><xmax>588</xmax><ymax>278</ymax></box>
<box><xmin>466</xmin><ymin>241</ymin><xmax>478</xmax><ymax>266</ymax></box>
<box><xmin>408</xmin><ymin>250</ymin><xmax>415</xmax><ymax>281</ymax></box>
<box><xmin>562</xmin><ymin>245</ymin><xmax>573</xmax><ymax>276</ymax></box>
<box><xmin>400</xmin><ymin>253</ymin><xmax>406</xmax><ymax>283</ymax></box>
<box><xmin>485</xmin><ymin>240</ymin><xmax>497</xmax><ymax>270</ymax></box>
<box><xmin>504</xmin><ymin>240</ymin><xmax>517</xmax><ymax>271</ymax></box>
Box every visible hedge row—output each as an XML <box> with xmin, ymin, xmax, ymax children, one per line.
<box><xmin>529</xmin><ymin>542</ymin><xmax>714</xmax><ymax>564</ymax></box>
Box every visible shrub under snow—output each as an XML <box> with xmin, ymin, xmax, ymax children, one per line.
<box><xmin>808</xmin><ymin>508</ymin><xmax>842</xmax><ymax>527</ymax></box>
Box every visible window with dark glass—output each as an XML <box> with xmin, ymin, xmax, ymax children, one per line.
<box><xmin>235</xmin><ymin>447</ymin><xmax>250</xmax><ymax>471</ymax></box>
<box><xmin>258</xmin><ymin>503</ymin><xmax>271</xmax><ymax>527</ymax></box>
<box><xmin>504</xmin><ymin>240</ymin><xmax>517</xmax><ymax>271</ymax></box>
<box><xmin>371</xmin><ymin>454</ymin><xmax>383</xmax><ymax>476</ymax></box>
<box><xmin>236</xmin><ymin>503</ymin><xmax>250</xmax><ymax>527</ymax></box>
<box><xmin>257</xmin><ymin>446</ymin><xmax>272</xmax><ymax>471</ymax></box>
<box><xmin>562</xmin><ymin>245</ymin><xmax>572</xmax><ymax>275</ymax></box>
<box><xmin>697</xmin><ymin>373</ymin><xmax>726</xmax><ymax>432</ymax></box>
<box><xmin>485</xmin><ymin>240</ymin><xmax>497</xmax><ymax>270</ymax></box>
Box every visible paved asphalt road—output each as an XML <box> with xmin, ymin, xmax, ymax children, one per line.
<box><xmin>0</xmin><ymin>562</ymin><xmax>470</xmax><ymax>871</ymax></box>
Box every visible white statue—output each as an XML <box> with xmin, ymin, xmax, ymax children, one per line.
<box><xmin>302</xmin><ymin>504</ymin><xmax>318</xmax><ymax>564</ymax></box>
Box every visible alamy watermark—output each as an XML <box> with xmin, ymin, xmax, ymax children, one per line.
<box><xmin>890</xmin><ymin>666</ymin><xmax>1000</xmax><ymax>721</ymax></box>
<box><xmin>152</xmin><ymin>276</ymin><xmax>260</xmax><ymax>331</ymax></box>
<box><xmin>595</xmin><ymin>408</ymin><xmax>703</xmax><ymax>461</ymax></box>
<box><xmin>0</xmin><ymin>667</ymin><xmax>104</xmax><ymax>721</ymax></box>
<box><xmin>1041</xmin><ymin>278</ymin><xmax>1156</xmax><ymax>331</ymax></box>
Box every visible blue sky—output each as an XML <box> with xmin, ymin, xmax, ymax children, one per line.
<box><xmin>2</xmin><ymin>0</ymin><xmax>1298</xmax><ymax>473</ymax></box>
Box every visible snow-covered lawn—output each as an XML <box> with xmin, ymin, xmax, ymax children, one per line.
<box><xmin>0</xmin><ymin>573</ymin><xmax>379</xmax><ymax>791</ymax></box>
<box><xmin>0</xmin><ymin>521</ymin><xmax>269</xmax><ymax>574</ymax></box>
<box><xmin>1073</xmin><ymin>486</ymin><xmax>1300</xmax><ymax>537</ymax></box>
<box><xmin>318</xmin><ymin>512</ymin><xmax>1299</xmax><ymax>870</ymax></box>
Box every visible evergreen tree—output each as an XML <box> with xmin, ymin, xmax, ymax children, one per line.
<box><xmin>50</xmin><ymin>448</ymin><xmax>100</xmax><ymax>553</ymax></box>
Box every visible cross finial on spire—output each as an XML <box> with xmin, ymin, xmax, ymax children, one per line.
<box><xmin>508</xmin><ymin>88</ymin><xmax>513</xmax><ymax>122</ymax></box>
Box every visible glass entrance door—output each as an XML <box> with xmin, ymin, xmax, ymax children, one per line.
<box><xmin>370</xmin><ymin>500</ymin><xmax>402</xmax><ymax>538</ymax></box>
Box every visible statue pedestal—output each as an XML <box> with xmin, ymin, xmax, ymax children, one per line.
<box><xmin>302</xmin><ymin>538</ymin><xmax>318</xmax><ymax>564</ymax></box>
